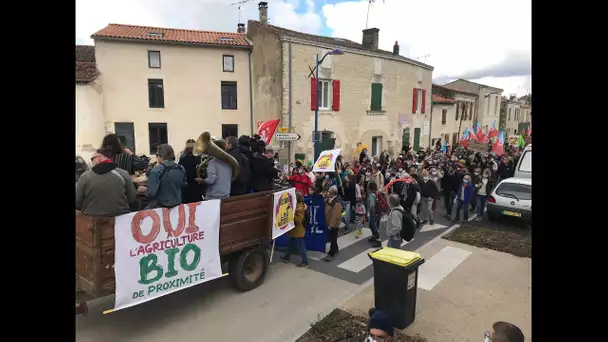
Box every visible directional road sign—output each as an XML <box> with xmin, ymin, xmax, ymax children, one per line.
<box><xmin>275</xmin><ymin>132</ymin><xmax>301</xmax><ymax>141</ymax></box>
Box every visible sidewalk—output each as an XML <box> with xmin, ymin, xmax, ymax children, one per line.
<box><xmin>340</xmin><ymin>237</ymin><xmax>531</xmax><ymax>341</ymax></box>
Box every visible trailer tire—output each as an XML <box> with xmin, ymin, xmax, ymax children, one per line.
<box><xmin>229</xmin><ymin>247</ymin><xmax>269</xmax><ymax>292</ymax></box>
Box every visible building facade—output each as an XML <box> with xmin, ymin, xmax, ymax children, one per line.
<box><xmin>91</xmin><ymin>24</ymin><xmax>253</xmax><ymax>155</ymax></box>
<box><xmin>247</xmin><ymin>2</ymin><xmax>433</xmax><ymax>161</ymax></box>
<box><xmin>76</xmin><ymin>45</ymin><xmax>105</xmax><ymax>161</ymax></box>
<box><xmin>430</xmin><ymin>84</ymin><xmax>477</xmax><ymax>146</ymax></box>
<box><xmin>442</xmin><ymin>78</ymin><xmax>503</xmax><ymax>133</ymax></box>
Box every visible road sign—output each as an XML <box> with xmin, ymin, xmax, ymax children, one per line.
<box><xmin>277</xmin><ymin>127</ymin><xmax>289</xmax><ymax>133</ymax></box>
<box><xmin>275</xmin><ymin>132</ymin><xmax>301</xmax><ymax>141</ymax></box>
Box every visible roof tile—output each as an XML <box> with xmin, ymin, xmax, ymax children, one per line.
<box><xmin>432</xmin><ymin>94</ymin><xmax>456</xmax><ymax>103</ymax></box>
<box><xmin>91</xmin><ymin>24</ymin><xmax>251</xmax><ymax>48</ymax></box>
<box><xmin>248</xmin><ymin>20</ymin><xmax>432</xmax><ymax>70</ymax></box>
<box><xmin>76</xmin><ymin>45</ymin><xmax>97</xmax><ymax>82</ymax></box>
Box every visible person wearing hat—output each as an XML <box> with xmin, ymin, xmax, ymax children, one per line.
<box><xmin>285</xmin><ymin>160</ymin><xmax>312</xmax><ymax>194</ymax></box>
<box><xmin>178</xmin><ymin>139</ymin><xmax>203</xmax><ymax>203</ymax></box>
<box><xmin>366</xmin><ymin>308</ymin><xmax>394</xmax><ymax>341</ymax></box>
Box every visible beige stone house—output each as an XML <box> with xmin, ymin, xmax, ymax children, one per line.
<box><xmin>247</xmin><ymin>2</ymin><xmax>433</xmax><ymax>161</ymax></box>
<box><xmin>442</xmin><ymin>78</ymin><xmax>503</xmax><ymax>134</ymax></box>
<box><xmin>76</xmin><ymin>45</ymin><xmax>104</xmax><ymax>161</ymax></box>
<box><xmin>430</xmin><ymin>84</ymin><xmax>478</xmax><ymax>147</ymax></box>
<box><xmin>91</xmin><ymin>23</ymin><xmax>253</xmax><ymax>155</ymax></box>
<box><xmin>504</xmin><ymin>97</ymin><xmax>521</xmax><ymax>135</ymax></box>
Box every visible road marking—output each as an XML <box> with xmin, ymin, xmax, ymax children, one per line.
<box><xmin>417</xmin><ymin>246</ymin><xmax>472</xmax><ymax>291</ymax></box>
<box><xmin>419</xmin><ymin>223</ymin><xmax>448</xmax><ymax>232</ymax></box>
<box><xmin>337</xmin><ymin>248</ymin><xmax>378</xmax><ymax>273</ymax></box>
<box><xmin>309</xmin><ymin>228</ymin><xmax>373</xmax><ymax>261</ymax></box>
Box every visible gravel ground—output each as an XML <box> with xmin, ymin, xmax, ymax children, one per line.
<box><xmin>443</xmin><ymin>221</ymin><xmax>531</xmax><ymax>258</ymax></box>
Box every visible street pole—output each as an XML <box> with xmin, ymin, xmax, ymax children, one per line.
<box><xmin>314</xmin><ymin>53</ymin><xmax>319</xmax><ymax>161</ymax></box>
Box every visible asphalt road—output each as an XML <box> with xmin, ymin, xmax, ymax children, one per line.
<box><xmin>76</xmin><ymin>197</ymin><xmax>470</xmax><ymax>342</ymax></box>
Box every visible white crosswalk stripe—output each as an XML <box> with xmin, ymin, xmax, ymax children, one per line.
<box><xmin>308</xmin><ymin>227</ymin><xmax>372</xmax><ymax>261</ymax></box>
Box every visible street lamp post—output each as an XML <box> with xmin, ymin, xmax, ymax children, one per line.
<box><xmin>314</xmin><ymin>49</ymin><xmax>344</xmax><ymax>161</ymax></box>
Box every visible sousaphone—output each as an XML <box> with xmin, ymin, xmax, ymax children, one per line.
<box><xmin>194</xmin><ymin>132</ymin><xmax>240</xmax><ymax>182</ymax></box>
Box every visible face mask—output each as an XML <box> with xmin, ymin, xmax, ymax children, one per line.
<box><xmin>423</xmin><ymin>177</ymin><xmax>429</xmax><ymax>181</ymax></box>
<box><xmin>325</xmin><ymin>175</ymin><xmax>329</xmax><ymax>180</ymax></box>
<box><xmin>399</xmin><ymin>168</ymin><xmax>404</xmax><ymax>172</ymax></box>
<box><xmin>463</xmin><ymin>179</ymin><xmax>470</xmax><ymax>184</ymax></box>
<box><xmin>366</xmin><ymin>336</ymin><xmax>378</xmax><ymax>342</ymax></box>
<box><xmin>474</xmin><ymin>172</ymin><xmax>480</xmax><ymax>176</ymax></box>
<box><xmin>366</xmin><ymin>172</ymin><xmax>371</xmax><ymax>176</ymax></box>
<box><xmin>431</xmin><ymin>172</ymin><xmax>437</xmax><ymax>176</ymax></box>
<box><xmin>298</xmin><ymin>169</ymin><xmax>303</xmax><ymax>174</ymax></box>
<box><xmin>483</xmin><ymin>175</ymin><xmax>489</xmax><ymax>179</ymax></box>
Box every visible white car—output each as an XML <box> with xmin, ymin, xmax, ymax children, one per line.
<box><xmin>487</xmin><ymin>177</ymin><xmax>531</xmax><ymax>224</ymax></box>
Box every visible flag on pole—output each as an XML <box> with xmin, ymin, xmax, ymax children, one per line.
<box><xmin>517</xmin><ymin>134</ymin><xmax>526</xmax><ymax>148</ymax></box>
<box><xmin>492</xmin><ymin>131</ymin><xmax>505</xmax><ymax>156</ymax></box>
<box><xmin>459</xmin><ymin>128</ymin><xmax>470</xmax><ymax>147</ymax></box>
<box><xmin>469</xmin><ymin>125</ymin><xmax>479</xmax><ymax>142</ymax></box>
<box><xmin>486</xmin><ymin>120</ymin><xmax>499</xmax><ymax>139</ymax></box>
<box><xmin>257</xmin><ymin>119</ymin><xmax>280</xmax><ymax>145</ymax></box>
<box><xmin>475</xmin><ymin>122</ymin><xmax>485</xmax><ymax>141</ymax></box>
<box><xmin>440</xmin><ymin>137</ymin><xmax>448</xmax><ymax>153</ymax></box>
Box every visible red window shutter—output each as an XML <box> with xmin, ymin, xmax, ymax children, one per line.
<box><xmin>421</xmin><ymin>89</ymin><xmax>427</xmax><ymax>113</ymax></box>
<box><xmin>412</xmin><ymin>88</ymin><xmax>418</xmax><ymax>113</ymax></box>
<box><xmin>310</xmin><ymin>78</ymin><xmax>317</xmax><ymax>111</ymax></box>
<box><xmin>332</xmin><ymin>80</ymin><xmax>341</xmax><ymax>111</ymax></box>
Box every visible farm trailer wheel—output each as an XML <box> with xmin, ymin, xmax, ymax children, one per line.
<box><xmin>228</xmin><ymin>247</ymin><xmax>269</xmax><ymax>292</ymax></box>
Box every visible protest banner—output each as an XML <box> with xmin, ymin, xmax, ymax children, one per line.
<box><xmin>271</xmin><ymin>188</ymin><xmax>297</xmax><ymax>240</ymax></box>
<box><xmin>113</xmin><ymin>200</ymin><xmax>223</xmax><ymax>312</ymax></box>
<box><xmin>468</xmin><ymin>140</ymin><xmax>489</xmax><ymax>153</ymax></box>
<box><xmin>276</xmin><ymin>194</ymin><xmax>328</xmax><ymax>253</ymax></box>
<box><xmin>312</xmin><ymin>148</ymin><xmax>342</xmax><ymax>172</ymax></box>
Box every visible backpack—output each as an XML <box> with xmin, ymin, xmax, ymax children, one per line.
<box><xmin>374</xmin><ymin>192</ymin><xmax>390</xmax><ymax>215</ymax></box>
<box><xmin>392</xmin><ymin>209</ymin><xmax>417</xmax><ymax>242</ymax></box>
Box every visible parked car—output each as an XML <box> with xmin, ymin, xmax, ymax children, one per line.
<box><xmin>514</xmin><ymin>144</ymin><xmax>531</xmax><ymax>178</ymax></box>
<box><xmin>487</xmin><ymin>177</ymin><xmax>531</xmax><ymax>224</ymax></box>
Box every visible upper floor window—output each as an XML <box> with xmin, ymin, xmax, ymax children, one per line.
<box><xmin>441</xmin><ymin>109</ymin><xmax>447</xmax><ymax>125</ymax></box>
<box><xmin>148</xmin><ymin>51</ymin><xmax>161</xmax><ymax>68</ymax></box>
<box><xmin>223</xmin><ymin>55</ymin><xmax>234</xmax><ymax>72</ymax></box>
<box><xmin>508</xmin><ymin>108</ymin><xmax>512</xmax><ymax>121</ymax></box>
<box><xmin>318</xmin><ymin>79</ymin><xmax>332</xmax><ymax>110</ymax></box>
<box><xmin>415</xmin><ymin>89</ymin><xmax>423</xmax><ymax>112</ymax></box>
<box><xmin>221</xmin><ymin>81</ymin><xmax>238</xmax><ymax>110</ymax></box>
<box><xmin>148</xmin><ymin>123</ymin><xmax>168</xmax><ymax>155</ymax></box>
<box><xmin>148</xmin><ymin>79</ymin><xmax>164</xmax><ymax>108</ymax></box>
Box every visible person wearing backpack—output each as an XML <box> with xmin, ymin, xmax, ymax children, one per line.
<box><xmin>386</xmin><ymin>194</ymin><xmax>404</xmax><ymax>248</ymax></box>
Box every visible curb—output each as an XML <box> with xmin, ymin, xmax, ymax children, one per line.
<box><xmin>286</xmin><ymin>222</ymin><xmax>463</xmax><ymax>342</ymax></box>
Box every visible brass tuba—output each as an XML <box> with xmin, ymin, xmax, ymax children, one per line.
<box><xmin>193</xmin><ymin>132</ymin><xmax>240</xmax><ymax>182</ymax></box>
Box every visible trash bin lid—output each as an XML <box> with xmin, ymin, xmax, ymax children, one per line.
<box><xmin>369</xmin><ymin>247</ymin><xmax>422</xmax><ymax>267</ymax></box>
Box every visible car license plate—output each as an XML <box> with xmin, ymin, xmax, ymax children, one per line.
<box><xmin>502</xmin><ymin>210</ymin><xmax>522</xmax><ymax>217</ymax></box>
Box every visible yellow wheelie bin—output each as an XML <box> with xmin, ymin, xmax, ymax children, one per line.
<box><xmin>368</xmin><ymin>247</ymin><xmax>425</xmax><ymax>329</ymax></box>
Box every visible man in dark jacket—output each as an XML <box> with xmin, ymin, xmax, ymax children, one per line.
<box><xmin>419</xmin><ymin>169</ymin><xmax>439</xmax><ymax>225</ymax></box>
<box><xmin>178</xmin><ymin>139</ymin><xmax>203</xmax><ymax>203</ymax></box>
<box><xmin>250</xmin><ymin>141</ymin><xmax>277</xmax><ymax>192</ymax></box>
<box><xmin>498</xmin><ymin>156</ymin><xmax>514</xmax><ymax>181</ymax></box>
<box><xmin>225</xmin><ymin>136</ymin><xmax>251</xmax><ymax>196</ymax></box>
<box><xmin>441</xmin><ymin>165</ymin><xmax>459</xmax><ymax>219</ymax></box>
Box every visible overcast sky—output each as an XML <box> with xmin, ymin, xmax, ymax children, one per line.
<box><xmin>76</xmin><ymin>0</ymin><xmax>531</xmax><ymax>97</ymax></box>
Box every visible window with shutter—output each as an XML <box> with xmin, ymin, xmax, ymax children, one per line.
<box><xmin>332</xmin><ymin>80</ymin><xmax>340</xmax><ymax>111</ymax></box>
<box><xmin>370</xmin><ymin>83</ymin><xmax>383</xmax><ymax>111</ymax></box>
<box><xmin>441</xmin><ymin>109</ymin><xmax>447</xmax><ymax>125</ymax></box>
<box><xmin>455</xmin><ymin>101</ymin><xmax>460</xmax><ymax>120</ymax></box>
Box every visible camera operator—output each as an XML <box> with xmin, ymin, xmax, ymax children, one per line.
<box><xmin>249</xmin><ymin>136</ymin><xmax>278</xmax><ymax>192</ymax></box>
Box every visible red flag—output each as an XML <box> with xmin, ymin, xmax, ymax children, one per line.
<box><xmin>491</xmin><ymin>131</ymin><xmax>505</xmax><ymax>156</ymax></box>
<box><xmin>257</xmin><ymin>119</ymin><xmax>280</xmax><ymax>145</ymax></box>
<box><xmin>476</xmin><ymin>127</ymin><xmax>485</xmax><ymax>142</ymax></box>
<box><xmin>469</xmin><ymin>129</ymin><xmax>479</xmax><ymax>142</ymax></box>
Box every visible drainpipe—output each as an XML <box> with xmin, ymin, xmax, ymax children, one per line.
<box><xmin>287</xmin><ymin>41</ymin><xmax>293</xmax><ymax>166</ymax></box>
<box><xmin>428</xmin><ymin>97</ymin><xmax>433</xmax><ymax>148</ymax></box>
<box><xmin>248</xmin><ymin>48</ymin><xmax>254</xmax><ymax>134</ymax></box>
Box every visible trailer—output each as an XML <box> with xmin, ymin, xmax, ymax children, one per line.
<box><xmin>75</xmin><ymin>189</ymin><xmax>279</xmax><ymax>315</ymax></box>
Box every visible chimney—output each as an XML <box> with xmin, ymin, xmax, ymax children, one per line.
<box><xmin>362</xmin><ymin>28</ymin><xmax>379</xmax><ymax>50</ymax></box>
<box><xmin>393</xmin><ymin>41</ymin><xmax>400</xmax><ymax>55</ymax></box>
<box><xmin>237</xmin><ymin>23</ymin><xmax>245</xmax><ymax>33</ymax></box>
<box><xmin>258</xmin><ymin>1</ymin><xmax>268</xmax><ymax>25</ymax></box>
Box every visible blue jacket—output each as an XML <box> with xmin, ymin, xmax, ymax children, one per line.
<box><xmin>147</xmin><ymin>161</ymin><xmax>187</xmax><ymax>207</ymax></box>
<box><xmin>456</xmin><ymin>182</ymin><xmax>474</xmax><ymax>204</ymax></box>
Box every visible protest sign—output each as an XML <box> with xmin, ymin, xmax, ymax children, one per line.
<box><xmin>276</xmin><ymin>194</ymin><xmax>327</xmax><ymax>253</ymax></box>
<box><xmin>312</xmin><ymin>148</ymin><xmax>342</xmax><ymax>172</ymax></box>
<box><xmin>468</xmin><ymin>140</ymin><xmax>489</xmax><ymax>153</ymax></box>
<box><xmin>271</xmin><ymin>188</ymin><xmax>297</xmax><ymax>239</ymax></box>
<box><xmin>113</xmin><ymin>200</ymin><xmax>223</xmax><ymax>311</ymax></box>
